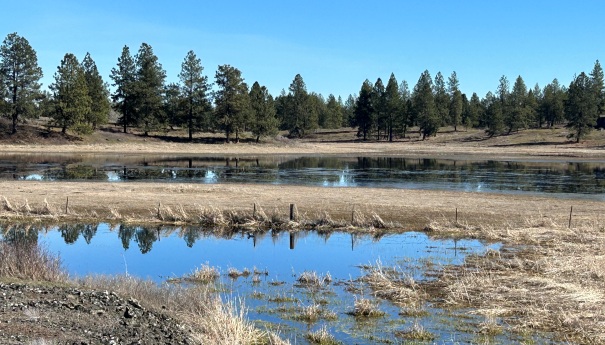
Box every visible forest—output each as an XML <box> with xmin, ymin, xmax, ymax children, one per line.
<box><xmin>1</xmin><ymin>32</ymin><xmax>604</xmax><ymax>144</ymax></box>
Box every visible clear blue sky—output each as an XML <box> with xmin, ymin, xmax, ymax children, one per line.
<box><xmin>2</xmin><ymin>0</ymin><xmax>604</xmax><ymax>99</ymax></box>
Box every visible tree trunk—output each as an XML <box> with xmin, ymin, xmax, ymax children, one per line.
<box><xmin>11</xmin><ymin>114</ymin><xmax>18</xmax><ymax>134</ymax></box>
<box><xmin>256</xmin><ymin>135</ymin><xmax>260</xmax><ymax>143</ymax></box>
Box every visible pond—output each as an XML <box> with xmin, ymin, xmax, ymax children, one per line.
<box><xmin>1</xmin><ymin>153</ymin><xmax>605</xmax><ymax>198</ymax></box>
<box><xmin>1</xmin><ymin>223</ymin><xmax>551</xmax><ymax>344</ymax></box>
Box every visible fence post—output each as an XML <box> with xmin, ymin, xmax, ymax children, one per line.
<box><xmin>290</xmin><ymin>203</ymin><xmax>296</xmax><ymax>221</ymax></box>
<box><xmin>569</xmin><ymin>206</ymin><xmax>573</xmax><ymax>228</ymax></box>
<box><xmin>65</xmin><ymin>197</ymin><xmax>69</xmax><ymax>214</ymax></box>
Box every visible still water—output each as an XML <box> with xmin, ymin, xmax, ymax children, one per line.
<box><xmin>1</xmin><ymin>153</ymin><xmax>605</xmax><ymax>197</ymax></box>
<box><xmin>1</xmin><ymin>223</ymin><xmax>544</xmax><ymax>344</ymax></box>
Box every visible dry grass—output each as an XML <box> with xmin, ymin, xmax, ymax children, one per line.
<box><xmin>359</xmin><ymin>261</ymin><xmax>425</xmax><ymax>307</ymax></box>
<box><xmin>2</xmin><ymin>180</ymin><xmax>603</xmax><ymax>232</ymax></box>
<box><xmin>305</xmin><ymin>325</ymin><xmax>341</xmax><ymax>345</ymax></box>
<box><xmin>81</xmin><ymin>275</ymin><xmax>288</xmax><ymax>345</ymax></box>
<box><xmin>395</xmin><ymin>321</ymin><xmax>435</xmax><ymax>341</ymax></box>
<box><xmin>295</xmin><ymin>271</ymin><xmax>332</xmax><ymax>289</ymax></box>
<box><xmin>0</xmin><ymin>239</ymin><xmax>65</xmax><ymax>282</ymax></box>
<box><xmin>182</xmin><ymin>263</ymin><xmax>220</xmax><ymax>284</ymax></box>
<box><xmin>422</xmin><ymin>218</ymin><xmax>605</xmax><ymax>344</ymax></box>
<box><xmin>294</xmin><ymin>303</ymin><xmax>337</xmax><ymax>323</ymax></box>
<box><xmin>349</xmin><ymin>297</ymin><xmax>385</xmax><ymax>318</ymax></box>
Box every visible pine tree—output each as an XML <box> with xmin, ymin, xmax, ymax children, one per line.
<box><xmin>0</xmin><ymin>33</ymin><xmax>43</xmax><ymax>134</ymax></box>
<box><xmin>163</xmin><ymin>83</ymin><xmax>184</xmax><ymax>130</ymax></box>
<box><xmin>507</xmin><ymin>75</ymin><xmax>529</xmax><ymax>133</ymax></box>
<box><xmin>384</xmin><ymin>73</ymin><xmax>400</xmax><ymax>141</ymax></box>
<box><xmin>343</xmin><ymin>94</ymin><xmax>356</xmax><ymax>127</ymax></box>
<box><xmin>110</xmin><ymin>46</ymin><xmax>137</xmax><ymax>133</ymax></box>
<box><xmin>484</xmin><ymin>91</ymin><xmax>504</xmax><ymax>137</ymax></box>
<box><xmin>566</xmin><ymin>72</ymin><xmax>598</xmax><ymax>143</ymax></box>
<box><xmin>433</xmin><ymin>72</ymin><xmax>449</xmax><ymax>126</ymax></box>
<box><xmin>133</xmin><ymin>43</ymin><xmax>166</xmax><ymax>135</ymax></box>
<box><xmin>49</xmin><ymin>53</ymin><xmax>91</xmax><ymax>134</ymax></box>
<box><xmin>249</xmin><ymin>81</ymin><xmax>278</xmax><ymax>142</ymax></box>
<box><xmin>324</xmin><ymin>94</ymin><xmax>344</xmax><ymax>129</ymax></box>
<box><xmin>178</xmin><ymin>50</ymin><xmax>210</xmax><ymax>141</ymax></box>
<box><xmin>413</xmin><ymin>70</ymin><xmax>439</xmax><ymax>140</ymax></box>
<box><xmin>467</xmin><ymin>92</ymin><xmax>482</xmax><ymax>129</ymax></box>
<box><xmin>590</xmin><ymin>60</ymin><xmax>605</xmax><ymax>114</ymax></box>
<box><xmin>448</xmin><ymin>72</ymin><xmax>463</xmax><ymax>131</ymax></box>
<box><xmin>372</xmin><ymin>78</ymin><xmax>386</xmax><ymax>140</ymax></box>
<box><xmin>397</xmin><ymin>80</ymin><xmax>411</xmax><ymax>138</ymax></box>
<box><xmin>284</xmin><ymin>74</ymin><xmax>316</xmax><ymax>137</ymax></box>
<box><xmin>214</xmin><ymin>64</ymin><xmax>249</xmax><ymax>143</ymax></box>
<box><xmin>354</xmin><ymin>80</ymin><xmax>374</xmax><ymax>140</ymax></box>
<box><xmin>541</xmin><ymin>79</ymin><xmax>566</xmax><ymax>128</ymax></box>
<box><xmin>81</xmin><ymin>53</ymin><xmax>110</xmax><ymax>129</ymax></box>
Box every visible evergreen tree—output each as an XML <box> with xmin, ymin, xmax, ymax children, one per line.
<box><xmin>249</xmin><ymin>81</ymin><xmax>278</xmax><ymax>142</ymax></box>
<box><xmin>541</xmin><ymin>79</ymin><xmax>566</xmax><ymax>128</ymax></box>
<box><xmin>466</xmin><ymin>92</ymin><xmax>482</xmax><ymax>129</ymax></box>
<box><xmin>526</xmin><ymin>85</ymin><xmax>540</xmax><ymax>128</ymax></box>
<box><xmin>343</xmin><ymin>94</ymin><xmax>356</xmax><ymax>127</ymax></box>
<box><xmin>566</xmin><ymin>72</ymin><xmax>598</xmax><ymax>143</ymax></box>
<box><xmin>81</xmin><ymin>53</ymin><xmax>110</xmax><ymax>129</ymax></box>
<box><xmin>178</xmin><ymin>50</ymin><xmax>210</xmax><ymax>140</ymax></box>
<box><xmin>284</xmin><ymin>74</ymin><xmax>317</xmax><ymax>137</ymax></box>
<box><xmin>49</xmin><ymin>53</ymin><xmax>91</xmax><ymax>134</ymax></box>
<box><xmin>110</xmin><ymin>46</ymin><xmax>137</xmax><ymax>133</ymax></box>
<box><xmin>163</xmin><ymin>82</ymin><xmax>184</xmax><ymax>130</ymax></box>
<box><xmin>590</xmin><ymin>60</ymin><xmax>605</xmax><ymax>114</ymax></box>
<box><xmin>0</xmin><ymin>33</ymin><xmax>43</xmax><ymax>134</ymax></box>
<box><xmin>133</xmin><ymin>43</ymin><xmax>166</xmax><ymax>135</ymax></box>
<box><xmin>484</xmin><ymin>91</ymin><xmax>504</xmax><ymax>137</ymax></box>
<box><xmin>309</xmin><ymin>93</ymin><xmax>327</xmax><ymax>129</ymax></box>
<box><xmin>384</xmin><ymin>73</ymin><xmax>400</xmax><ymax>141</ymax></box>
<box><xmin>413</xmin><ymin>70</ymin><xmax>439</xmax><ymax>140</ymax></box>
<box><xmin>214</xmin><ymin>64</ymin><xmax>249</xmax><ymax>143</ymax></box>
<box><xmin>507</xmin><ymin>75</ymin><xmax>529</xmax><ymax>133</ymax></box>
<box><xmin>433</xmin><ymin>72</ymin><xmax>449</xmax><ymax>126</ymax></box>
<box><xmin>354</xmin><ymin>79</ymin><xmax>374</xmax><ymax>140</ymax></box>
<box><xmin>324</xmin><ymin>94</ymin><xmax>344</xmax><ymax>129</ymax></box>
<box><xmin>448</xmin><ymin>72</ymin><xmax>463</xmax><ymax>131</ymax></box>
<box><xmin>372</xmin><ymin>78</ymin><xmax>386</xmax><ymax>140</ymax></box>
<box><xmin>397</xmin><ymin>80</ymin><xmax>412</xmax><ymax>138</ymax></box>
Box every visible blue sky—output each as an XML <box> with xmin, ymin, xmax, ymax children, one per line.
<box><xmin>2</xmin><ymin>1</ymin><xmax>604</xmax><ymax>99</ymax></box>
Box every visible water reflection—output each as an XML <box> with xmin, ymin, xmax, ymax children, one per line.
<box><xmin>1</xmin><ymin>153</ymin><xmax>605</xmax><ymax>196</ymax></box>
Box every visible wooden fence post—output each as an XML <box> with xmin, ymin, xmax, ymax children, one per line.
<box><xmin>569</xmin><ymin>206</ymin><xmax>573</xmax><ymax>228</ymax></box>
<box><xmin>65</xmin><ymin>197</ymin><xmax>69</xmax><ymax>214</ymax></box>
<box><xmin>290</xmin><ymin>203</ymin><xmax>296</xmax><ymax>221</ymax></box>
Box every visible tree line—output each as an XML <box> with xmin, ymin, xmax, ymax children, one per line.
<box><xmin>1</xmin><ymin>32</ymin><xmax>603</xmax><ymax>143</ymax></box>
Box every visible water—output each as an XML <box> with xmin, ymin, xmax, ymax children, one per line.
<box><xmin>1</xmin><ymin>153</ymin><xmax>605</xmax><ymax>197</ymax></box>
<box><xmin>1</xmin><ymin>223</ymin><xmax>526</xmax><ymax>344</ymax></box>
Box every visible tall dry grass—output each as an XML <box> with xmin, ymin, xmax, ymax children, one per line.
<box><xmin>0</xmin><ymin>240</ymin><xmax>65</xmax><ymax>282</ymax></box>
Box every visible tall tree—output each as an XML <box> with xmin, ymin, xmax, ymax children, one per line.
<box><xmin>324</xmin><ymin>94</ymin><xmax>344</xmax><ymax>129</ymax></box>
<box><xmin>448</xmin><ymin>71</ymin><xmax>463</xmax><ymax>131</ymax></box>
<box><xmin>541</xmin><ymin>79</ymin><xmax>566</xmax><ymax>128</ymax></box>
<box><xmin>343</xmin><ymin>94</ymin><xmax>356</xmax><ymax>127</ymax></box>
<box><xmin>178</xmin><ymin>50</ymin><xmax>210</xmax><ymax>141</ymax></box>
<box><xmin>354</xmin><ymin>79</ymin><xmax>374</xmax><ymax>140</ymax></box>
<box><xmin>384</xmin><ymin>73</ymin><xmax>400</xmax><ymax>141</ymax></box>
<box><xmin>81</xmin><ymin>53</ymin><xmax>110</xmax><ymax>130</ymax></box>
<box><xmin>0</xmin><ymin>33</ymin><xmax>43</xmax><ymax>134</ymax></box>
<box><xmin>397</xmin><ymin>80</ymin><xmax>412</xmax><ymax>138</ymax></box>
<box><xmin>466</xmin><ymin>92</ymin><xmax>482</xmax><ymax>129</ymax></box>
<box><xmin>49</xmin><ymin>53</ymin><xmax>91</xmax><ymax>134</ymax></box>
<box><xmin>433</xmin><ymin>72</ymin><xmax>449</xmax><ymax>126</ymax></box>
<box><xmin>484</xmin><ymin>91</ymin><xmax>504</xmax><ymax>137</ymax></box>
<box><xmin>284</xmin><ymin>74</ymin><xmax>317</xmax><ymax>137</ymax></box>
<box><xmin>110</xmin><ymin>46</ymin><xmax>137</xmax><ymax>133</ymax></box>
<box><xmin>163</xmin><ymin>82</ymin><xmax>184</xmax><ymax>130</ymax></box>
<box><xmin>566</xmin><ymin>72</ymin><xmax>598</xmax><ymax>143</ymax></box>
<box><xmin>506</xmin><ymin>75</ymin><xmax>529</xmax><ymax>133</ymax></box>
<box><xmin>249</xmin><ymin>81</ymin><xmax>278</xmax><ymax>142</ymax></box>
<box><xmin>214</xmin><ymin>64</ymin><xmax>249</xmax><ymax>143</ymax></box>
<box><xmin>133</xmin><ymin>43</ymin><xmax>166</xmax><ymax>135</ymax></box>
<box><xmin>590</xmin><ymin>60</ymin><xmax>605</xmax><ymax>114</ymax></box>
<box><xmin>413</xmin><ymin>70</ymin><xmax>439</xmax><ymax>140</ymax></box>
<box><xmin>372</xmin><ymin>78</ymin><xmax>386</xmax><ymax>140</ymax></box>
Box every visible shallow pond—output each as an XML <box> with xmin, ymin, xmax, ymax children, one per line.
<box><xmin>1</xmin><ymin>153</ymin><xmax>605</xmax><ymax>198</ymax></box>
<box><xmin>1</xmin><ymin>223</ymin><xmax>552</xmax><ymax>344</ymax></box>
